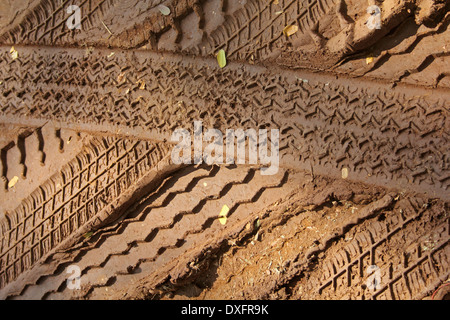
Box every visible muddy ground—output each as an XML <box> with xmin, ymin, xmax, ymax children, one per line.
<box><xmin>0</xmin><ymin>0</ymin><xmax>448</xmax><ymax>300</ymax></box>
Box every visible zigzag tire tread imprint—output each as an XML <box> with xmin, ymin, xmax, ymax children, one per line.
<box><xmin>0</xmin><ymin>46</ymin><xmax>449</xmax><ymax>198</ymax></box>
<box><xmin>0</xmin><ymin>135</ymin><xmax>179</xmax><ymax>293</ymax></box>
<box><xmin>189</xmin><ymin>0</ymin><xmax>337</xmax><ymax>59</ymax></box>
<box><xmin>2</xmin><ymin>165</ymin><xmax>293</xmax><ymax>299</ymax></box>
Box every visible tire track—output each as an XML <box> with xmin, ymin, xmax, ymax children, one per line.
<box><xmin>350</xmin><ymin>13</ymin><xmax>450</xmax><ymax>87</ymax></box>
<box><xmin>86</xmin><ymin>170</ymin><xmax>289</xmax><ymax>300</ymax></box>
<box><xmin>7</xmin><ymin>166</ymin><xmax>288</xmax><ymax>299</ymax></box>
<box><xmin>1</xmin><ymin>0</ymin><xmax>112</xmax><ymax>45</ymax></box>
<box><xmin>0</xmin><ymin>0</ymin><xmax>229</xmax><ymax>50</ymax></box>
<box><xmin>190</xmin><ymin>0</ymin><xmax>336</xmax><ymax>60</ymax></box>
<box><xmin>290</xmin><ymin>197</ymin><xmax>450</xmax><ymax>300</ymax></box>
<box><xmin>0</xmin><ymin>137</ymin><xmax>177</xmax><ymax>292</ymax></box>
<box><xmin>2</xmin><ymin>0</ymin><xmax>446</xmax><ymax>89</ymax></box>
<box><xmin>0</xmin><ymin>164</ymin><xmax>217</xmax><ymax>299</ymax></box>
<box><xmin>0</xmin><ymin>45</ymin><xmax>448</xmax><ymax>198</ymax></box>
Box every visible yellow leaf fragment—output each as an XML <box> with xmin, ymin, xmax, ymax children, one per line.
<box><xmin>219</xmin><ymin>204</ymin><xmax>230</xmax><ymax>217</ymax></box>
<box><xmin>10</xmin><ymin>47</ymin><xmax>18</xmax><ymax>60</ymax></box>
<box><xmin>219</xmin><ymin>215</ymin><xmax>227</xmax><ymax>225</ymax></box>
<box><xmin>342</xmin><ymin>167</ymin><xmax>349</xmax><ymax>179</ymax></box>
<box><xmin>8</xmin><ymin>176</ymin><xmax>19</xmax><ymax>188</ymax></box>
<box><xmin>283</xmin><ymin>25</ymin><xmax>298</xmax><ymax>37</ymax></box>
<box><xmin>273</xmin><ymin>0</ymin><xmax>279</xmax><ymax>4</ymax></box>
<box><xmin>217</xmin><ymin>49</ymin><xmax>227</xmax><ymax>68</ymax></box>
<box><xmin>218</xmin><ymin>204</ymin><xmax>230</xmax><ymax>225</ymax></box>
<box><xmin>366</xmin><ymin>56</ymin><xmax>374</xmax><ymax>64</ymax></box>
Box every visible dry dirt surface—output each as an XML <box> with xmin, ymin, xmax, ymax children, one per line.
<box><xmin>0</xmin><ymin>0</ymin><xmax>448</xmax><ymax>300</ymax></box>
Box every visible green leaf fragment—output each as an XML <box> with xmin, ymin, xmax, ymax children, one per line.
<box><xmin>83</xmin><ymin>231</ymin><xmax>94</xmax><ymax>239</ymax></box>
<box><xmin>158</xmin><ymin>5</ymin><xmax>171</xmax><ymax>16</ymax></box>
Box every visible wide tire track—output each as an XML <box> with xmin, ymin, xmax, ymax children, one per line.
<box><xmin>0</xmin><ymin>137</ymin><xmax>178</xmax><ymax>292</ymax></box>
<box><xmin>5</xmin><ymin>165</ymin><xmax>291</xmax><ymax>299</ymax></box>
<box><xmin>0</xmin><ymin>46</ymin><xmax>448</xmax><ymax>198</ymax></box>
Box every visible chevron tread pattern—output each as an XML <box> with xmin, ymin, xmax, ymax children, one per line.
<box><xmin>0</xmin><ymin>46</ymin><xmax>448</xmax><ymax>197</ymax></box>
